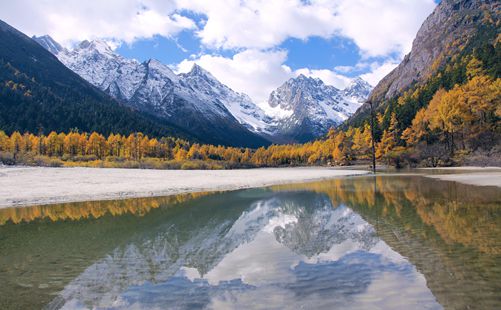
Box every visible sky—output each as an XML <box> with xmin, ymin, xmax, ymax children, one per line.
<box><xmin>0</xmin><ymin>0</ymin><xmax>437</xmax><ymax>103</ymax></box>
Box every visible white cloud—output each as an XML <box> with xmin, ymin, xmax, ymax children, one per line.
<box><xmin>1</xmin><ymin>0</ymin><xmax>435</xmax><ymax>57</ymax></box>
<box><xmin>0</xmin><ymin>0</ymin><xmax>437</xmax><ymax>98</ymax></box>
<box><xmin>178</xmin><ymin>0</ymin><xmax>436</xmax><ymax>58</ymax></box>
<box><xmin>360</xmin><ymin>61</ymin><xmax>400</xmax><ymax>86</ymax></box>
<box><xmin>177</xmin><ymin>0</ymin><xmax>337</xmax><ymax>50</ymax></box>
<box><xmin>330</xmin><ymin>0</ymin><xmax>436</xmax><ymax>58</ymax></box>
<box><xmin>175</xmin><ymin>49</ymin><xmax>360</xmax><ymax>103</ymax></box>
<box><xmin>176</xmin><ymin>49</ymin><xmax>293</xmax><ymax>103</ymax></box>
<box><xmin>295</xmin><ymin>68</ymin><xmax>352</xmax><ymax>89</ymax></box>
<box><xmin>173</xmin><ymin>0</ymin><xmax>435</xmax><ymax>96</ymax></box>
<box><xmin>0</xmin><ymin>0</ymin><xmax>196</xmax><ymax>47</ymax></box>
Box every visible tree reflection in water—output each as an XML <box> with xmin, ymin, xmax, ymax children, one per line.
<box><xmin>0</xmin><ymin>175</ymin><xmax>499</xmax><ymax>309</ymax></box>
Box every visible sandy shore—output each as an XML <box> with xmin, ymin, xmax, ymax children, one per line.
<box><xmin>0</xmin><ymin>166</ymin><xmax>369</xmax><ymax>208</ymax></box>
<box><xmin>419</xmin><ymin>167</ymin><xmax>501</xmax><ymax>188</ymax></box>
<box><xmin>423</xmin><ymin>171</ymin><xmax>501</xmax><ymax>188</ymax></box>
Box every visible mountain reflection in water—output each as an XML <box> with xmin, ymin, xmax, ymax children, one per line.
<box><xmin>0</xmin><ymin>175</ymin><xmax>499</xmax><ymax>310</ymax></box>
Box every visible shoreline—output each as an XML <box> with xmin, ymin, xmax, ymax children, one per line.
<box><xmin>417</xmin><ymin>167</ymin><xmax>501</xmax><ymax>188</ymax></box>
<box><xmin>2</xmin><ymin>166</ymin><xmax>499</xmax><ymax>209</ymax></box>
<box><xmin>0</xmin><ymin>166</ymin><xmax>369</xmax><ymax>208</ymax></box>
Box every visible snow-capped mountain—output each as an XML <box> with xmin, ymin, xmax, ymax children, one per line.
<box><xmin>266</xmin><ymin>75</ymin><xmax>371</xmax><ymax>142</ymax></box>
<box><xmin>33</xmin><ymin>35</ymin><xmax>371</xmax><ymax>144</ymax></box>
<box><xmin>178</xmin><ymin>64</ymin><xmax>273</xmax><ymax>134</ymax></box>
<box><xmin>342</xmin><ymin>77</ymin><xmax>372</xmax><ymax>102</ymax></box>
<box><xmin>31</xmin><ymin>34</ymin><xmax>65</xmax><ymax>55</ymax></box>
<box><xmin>33</xmin><ymin>36</ymin><xmax>269</xmax><ymax>147</ymax></box>
<box><xmin>46</xmin><ymin>191</ymin><xmax>430</xmax><ymax>309</ymax></box>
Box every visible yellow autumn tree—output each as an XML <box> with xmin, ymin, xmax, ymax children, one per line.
<box><xmin>401</xmin><ymin>108</ymin><xmax>428</xmax><ymax>146</ymax></box>
<box><xmin>0</xmin><ymin>131</ymin><xmax>9</xmax><ymax>152</ymax></box>
<box><xmin>9</xmin><ymin>131</ymin><xmax>24</xmax><ymax>157</ymax></box>
<box><xmin>376</xmin><ymin>113</ymin><xmax>399</xmax><ymax>159</ymax></box>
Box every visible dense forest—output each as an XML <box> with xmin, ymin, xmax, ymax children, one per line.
<box><xmin>0</xmin><ymin>126</ymin><xmax>373</xmax><ymax>169</ymax></box>
<box><xmin>1</xmin><ymin>16</ymin><xmax>499</xmax><ymax>169</ymax></box>
<box><xmin>349</xmin><ymin>36</ymin><xmax>501</xmax><ymax>167</ymax></box>
<box><xmin>1</xmin><ymin>46</ymin><xmax>499</xmax><ymax>171</ymax></box>
<box><xmin>0</xmin><ymin>20</ymin><xmax>195</xmax><ymax>141</ymax></box>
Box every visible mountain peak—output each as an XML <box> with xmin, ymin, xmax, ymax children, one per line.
<box><xmin>346</xmin><ymin>77</ymin><xmax>371</xmax><ymax>90</ymax></box>
<box><xmin>343</xmin><ymin>77</ymin><xmax>372</xmax><ymax>101</ymax></box>
<box><xmin>144</xmin><ymin>58</ymin><xmax>178</xmax><ymax>81</ymax></box>
<box><xmin>190</xmin><ymin>63</ymin><xmax>204</xmax><ymax>73</ymax></box>
<box><xmin>77</xmin><ymin>39</ymin><xmax>113</xmax><ymax>55</ymax></box>
<box><xmin>267</xmin><ymin>73</ymin><xmax>368</xmax><ymax>142</ymax></box>
<box><xmin>32</xmin><ymin>35</ymin><xmax>64</xmax><ymax>55</ymax></box>
<box><xmin>349</xmin><ymin>76</ymin><xmax>367</xmax><ymax>85</ymax></box>
<box><xmin>186</xmin><ymin>63</ymin><xmax>217</xmax><ymax>80</ymax></box>
<box><xmin>294</xmin><ymin>74</ymin><xmax>316</xmax><ymax>83</ymax></box>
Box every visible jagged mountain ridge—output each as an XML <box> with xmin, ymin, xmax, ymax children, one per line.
<box><xmin>34</xmin><ymin>36</ymin><xmax>371</xmax><ymax>144</ymax></box>
<box><xmin>32</xmin><ymin>37</ymin><xmax>269</xmax><ymax>147</ymax></box>
<box><xmin>0</xmin><ymin>20</ymin><xmax>195</xmax><ymax>140</ymax></box>
<box><xmin>178</xmin><ymin>64</ymin><xmax>274</xmax><ymax>134</ymax></box>
<box><xmin>267</xmin><ymin>75</ymin><xmax>371</xmax><ymax>142</ymax></box>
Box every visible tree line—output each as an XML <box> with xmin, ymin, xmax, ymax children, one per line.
<box><xmin>0</xmin><ymin>124</ymin><xmax>375</xmax><ymax>168</ymax></box>
<box><xmin>1</xmin><ymin>56</ymin><xmax>498</xmax><ymax>170</ymax></box>
<box><xmin>1</xmin><ymin>42</ymin><xmax>498</xmax><ymax>169</ymax></box>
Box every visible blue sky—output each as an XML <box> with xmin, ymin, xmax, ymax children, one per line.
<box><xmin>0</xmin><ymin>0</ymin><xmax>438</xmax><ymax>103</ymax></box>
<box><xmin>116</xmin><ymin>33</ymin><xmax>364</xmax><ymax>77</ymax></box>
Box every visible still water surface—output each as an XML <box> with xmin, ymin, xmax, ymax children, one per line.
<box><xmin>0</xmin><ymin>175</ymin><xmax>500</xmax><ymax>309</ymax></box>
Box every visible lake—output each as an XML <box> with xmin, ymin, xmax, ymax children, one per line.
<box><xmin>0</xmin><ymin>175</ymin><xmax>500</xmax><ymax>309</ymax></box>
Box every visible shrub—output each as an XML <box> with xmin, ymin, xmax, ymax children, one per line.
<box><xmin>0</xmin><ymin>151</ymin><xmax>15</xmax><ymax>165</ymax></box>
<box><xmin>33</xmin><ymin>155</ymin><xmax>63</xmax><ymax>167</ymax></box>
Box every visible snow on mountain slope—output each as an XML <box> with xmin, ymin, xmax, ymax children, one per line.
<box><xmin>266</xmin><ymin>74</ymin><xmax>371</xmax><ymax>142</ymax></box>
<box><xmin>52</xmin><ymin>39</ymin><xmax>266</xmax><ymax>125</ymax></box>
<box><xmin>179</xmin><ymin>64</ymin><xmax>274</xmax><ymax>134</ymax></box>
<box><xmin>32</xmin><ymin>35</ymin><xmax>65</xmax><ymax>55</ymax></box>
<box><xmin>57</xmin><ymin>40</ymin><xmax>146</xmax><ymax>102</ymax></box>
<box><xmin>34</xmin><ymin>36</ymin><xmax>371</xmax><ymax>144</ymax></box>
<box><xmin>35</xmin><ymin>38</ymin><xmax>269</xmax><ymax>147</ymax></box>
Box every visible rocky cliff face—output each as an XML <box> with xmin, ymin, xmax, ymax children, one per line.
<box><xmin>368</xmin><ymin>0</ymin><xmax>499</xmax><ymax>104</ymax></box>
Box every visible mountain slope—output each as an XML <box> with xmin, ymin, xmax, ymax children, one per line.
<box><xmin>31</xmin><ymin>34</ymin><xmax>65</xmax><ymax>55</ymax></box>
<box><xmin>351</xmin><ymin>0</ymin><xmax>500</xmax><ymax>123</ymax></box>
<box><xmin>179</xmin><ymin>64</ymin><xmax>273</xmax><ymax>135</ymax></box>
<box><xmin>342</xmin><ymin>0</ymin><xmax>500</xmax><ymax>166</ymax></box>
<box><xmin>38</xmin><ymin>38</ymin><xmax>270</xmax><ymax>148</ymax></box>
<box><xmin>0</xmin><ymin>20</ymin><xmax>195</xmax><ymax>139</ymax></box>
<box><xmin>35</xmin><ymin>35</ymin><xmax>372</xmax><ymax>144</ymax></box>
<box><xmin>267</xmin><ymin>75</ymin><xmax>371</xmax><ymax>142</ymax></box>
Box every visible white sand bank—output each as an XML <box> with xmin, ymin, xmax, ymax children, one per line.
<box><xmin>0</xmin><ymin>167</ymin><xmax>369</xmax><ymax>208</ymax></box>
<box><xmin>420</xmin><ymin>167</ymin><xmax>501</xmax><ymax>188</ymax></box>
<box><xmin>424</xmin><ymin>172</ymin><xmax>501</xmax><ymax>188</ymax></box>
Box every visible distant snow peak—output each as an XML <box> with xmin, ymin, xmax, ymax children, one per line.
<box><xmin>179</xmin><ymin>63</ymin><xmax>274</xmax><ymax>133</ymax></box>
<box><xmin>188</xmin><ymin>63</ymin><xmax>213</xmax><ymax>78</ymax></box>
<box><xmin>265</xmin><ymin>74</ymin><xmax>371</xmax><ymax>142</ymax></box>
<box><xmin>32</xmin><ymin>35</ymin><xmax>65</xmax><ymax>55</ymax></box>
<box><xmin>35</xmin><ymin>35</ymin><xmax>371</xmax><ymax>144</ymax></box>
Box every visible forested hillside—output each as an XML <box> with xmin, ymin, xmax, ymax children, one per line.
<box><xmin>346</xmin><ymin>0</ymin><xmax>501</xmax><ymax>166</ymax></box>
<box><xmin>0</xmin><ymin>20</ymin><xmax>195</xmax><ymax>141</ymax></box>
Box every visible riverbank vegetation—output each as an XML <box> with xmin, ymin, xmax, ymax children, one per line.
<box><xmin>0</xmin><ymin>125</ymin><xmax>373</xmax><ymax>169</ymax></box>
<box><xmin>1</xmin><ymin>44</ymin><xmax>499</xmax><ymax>169</ymax></box>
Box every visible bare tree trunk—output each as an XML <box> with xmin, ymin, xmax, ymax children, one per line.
<box><xmin>369</xmin><ymin>101</ymin><xmax>376</xmax><ymax>174</ymax></box>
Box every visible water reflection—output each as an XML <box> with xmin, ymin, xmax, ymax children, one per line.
<box><xmin>0</xmin><ymin>192</ymin><xmax>213</xmax><ymax>225</ymax></box>
<box><xmin>0</xmin><ymin>176</ymin><xmax>499</xmax><ymax>309</ymax></box>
